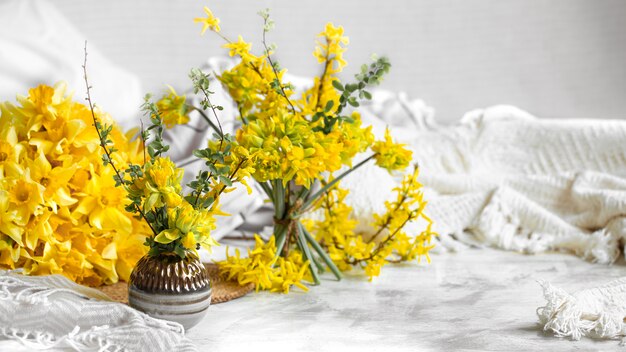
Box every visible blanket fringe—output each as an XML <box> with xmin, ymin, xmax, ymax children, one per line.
<box><xmin>2</xmin><ymin>326</ymin><xmax>124</xmax><ymax>352</ymax></box>
<box><xmin>537</xmin><ymin>279</ymin><xmax>626</xmax><ymax>343</ymax></box>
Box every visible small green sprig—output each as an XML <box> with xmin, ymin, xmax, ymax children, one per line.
<box><xmin>313</xmin><ymin>56</ymin><xmax>391</xmax><ymax>134</ymax></box>
<box><xmin>189</xmin><ymin>68</ymin><xmax>225</xmax><ymax>138</ymax></box>
<box><xmin>141</xmin><ymin>95</ymin><xmax>170</xmax><ymax>158</ymax></box>
<box><xmin>83</xmin><ymin>42</ymin><xmax>158</xmax><ymax>236</ymax></box>
<box><xmin>356</xmin><ymin>55</ymin><xmax>391</xmax><ymax>87</ymax></box>
<box><xmin>259</xmin><ymin>8</ymin><xmax>296</xmax><ymax>114</ymax></box>
<box><xmin>187</xmin><ymin>133</ymin><xmax>246</xmax><ymax>210</ymax></box>
<box><xmin>258</xmin><ymin>8</ymin><xmax>275</xmax><ymax>33</ymax></box>
<box><xmin>186</xmin><ymin>71</ymin><xmax>247</xmax><ymax>210</ymax></box>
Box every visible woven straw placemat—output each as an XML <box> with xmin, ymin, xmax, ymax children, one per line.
<box><xmin>96</xmin><ymin>263</ymin><xmax>254</xmax><ymax>304</ymax></box>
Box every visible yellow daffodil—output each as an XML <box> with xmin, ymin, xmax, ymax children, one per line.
<box><xmin>73</xmin><ymin>166</ymin><xmax>132</xmax><ymax>235</ymax></box>
<box><xmin>0</xmin><ymin>190</ymin><xmax>24</xmax><ymax>248</ymax></box>
<box><xmin>0</xmin><ymin>124</ymin><xmax>23</xmax><ymax>177</ymax></box>
<box><xmin>7</xmin><ymin>177</ymin><xmax>45</xmax><ymax>222</ymax></box>
<box><xmin>28</xmin><ymin>151</ymin><xmax>77</xmax><ymax>211</ymax></box>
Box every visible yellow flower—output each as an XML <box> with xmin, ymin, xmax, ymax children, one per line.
<box><xmin>313</xmin><ymin>23</ymin><xmax>349</xmax><ymax>72</ymax></box>
<box><xmin>73</xmin><ymin>166</ymin><xmax>133</xmax><ymax>235</ymax></box>
<box><xmin>194</xmin><ymin>6</ymin><xmax>221</xmax><ymax>34</ymax></box>
<box><xmin>114</xmin><ymin>229</ymin><xmax>149</xmax><ymax>281</ymax></box>
<box><xmin>181</xmin><ymin>232</ymin><xmax>196</xmax><ymax>250</ymax></box>
<box><xmin>371</xmin><ymin>129</ymin><xmax>413</xmax><ymax>172</ymax></box>
<box><xmin>332</xmin><ymin>112</ymin><xmax>374</xmax><ymax>166</ymax></box>
<box><xmin>0</xmin><ymin>240</ymin><xmax>20</xmax><ymax>268</ymax></box>
<box><xmin>28</xmin><ymin>151</ymin><xmax>77</xmax><ymax>211</ymax></box>
<box><xmin>235</xmin><ymin>110</ymin><xmax>347</xmax><ymax>187</ymax></box>
<box><xmin>7</xmin><ymin>177</ymin><xmax>44</xmax><ymax>223</ymax></box>
<box><xmin>218</xmin><ymin>234</ymin><xmax>310</xmax><ymax>294</ymax></box>
<box><xmin>9</xmin><ymin>82</ymin><xmax>72</xmax><ymax>139</ymax></box>
<box><xmin>156</xmin><ymin>86</ymin><xmax>190</xmax><ymax>128</ymax></box>
<box><xmin>223</xmin><ymin>35</ymin><xmax>257</xmax><ymax>63</ymax></box>
<box><xmin>141</xmin><ymin>157</ymin><xmax>184</xmax><ymax>211</ymax></box>
<box><xmin>154</xmin><ymin>201</ymin><xmax>218</xmax><ymax>252</ymax></box>
<box><xmin>0</xmin><ymin>190</ymin><xmax>24</xmax><ymax>248</ymax></box>
<box><xmin>0</xmin><ymin>124</ymin><xmax>23</xmax><ymax>177</ymax></box>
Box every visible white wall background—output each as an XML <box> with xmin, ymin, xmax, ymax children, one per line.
<box><xmin>45</xmin><ymin>0</ymin><xmax>626</xmax><ymax>122</ymax></box>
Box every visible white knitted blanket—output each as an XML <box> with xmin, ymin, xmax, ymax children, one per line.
<box><xmin>0</xmin><ymin>270</ymin><xmax>196</xmax><ymax>351</ymax></box>
<box><xmin>344</xmin><ymin>99</ymin><xmax>626</xmax><ymax>263</ymax></box>
<box><xmin>345</xmin><ymin>97</ymin><xmax>626</xmax><ymax>342</ymax></box>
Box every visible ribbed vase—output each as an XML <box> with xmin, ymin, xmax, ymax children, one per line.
<box><xmin>128</xmin><ymin>251</ymin><xmax>211</xmax><ymax>330</ymax></box>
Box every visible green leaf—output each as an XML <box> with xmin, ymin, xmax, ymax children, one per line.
<box><xmin>174</xmin><ymin>245</ymin><xmax>187</xmax><ymax>259</ymax></box>
<box><xmin>332</xmin><ymin>80</ymin><xmax>344</xmax><ymax>91</ymax></box>
<box><xmin>311</xmin><ymin>112</ymin><xmax>323</xmax><ymax>123</ymax></box>
<box><xmin>202</xmin><ymin>197</ymin><xmax>215</xmax><ymax>208</ymax></box>
<box><xmin>324</xmin><ymin>100</ymin><xmax>334</xmax><ymax>112</ymax></box>
<box><xmin>219</xmin><ymin>175</ymin><xmax>233</xmax><ymax>186</ymax></box>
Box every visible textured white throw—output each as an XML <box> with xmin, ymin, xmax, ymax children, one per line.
<box><xmin>0</xmin><ymin>270</ymin><xmax>197</xmax><ymax>352</ymax></box>
<box><xmin>343</xmin><ymin>97</ymin><xmax>626</xmax><ymax>342</ymax></box>
<box><xmin>350</xmin><ymin>101</ymin><xmax>626</xmax><ymax>264</ymax></box>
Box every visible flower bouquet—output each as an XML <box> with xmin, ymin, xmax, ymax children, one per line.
<box><xmin>0</xmin><ymin>82</ymin><xmax>149</xmax><ymax>286</ymax></box>
<box><xmin>82</xmin><ymin>47</ymin><xmax>252</xmax><ymax>327</ymax></box>
<box><xmin>164</xmin><ymin>8</ymin><xmax>438</xmax><ymax>292</ymax></box>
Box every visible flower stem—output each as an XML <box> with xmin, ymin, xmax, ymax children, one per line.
<box><xmin>296</xmin><ymin>154</ymin><xmax>375</xmax><ymax>216</ymax></box>
<box><xmin>299</xmin><ymin>222</ymin><xmax>342</xmax><ymax>280</ymax></box>
<box><xmin>274</xmin><ymin>224</ymin><xmax>288</xmax><ymax>257</ymax></box>
<box><xmin>82</xmin><ymin>41</ymin><xmax>158</xmax><ymax>237</ymax></box>
<box><xmin>273</xmin><ymin>180</ymin><xmax>286</xmax><ymax>219</ymax></box>
<box><xmin>296</xmin><ymin>226</ymin><xmax>320</xmax><ymax>285</ymax></box>
<box><xmin>261</xmin><ymin>25</ymin><xmax>296</xmax><ymax>114</ymax></box>
<box><xmin>258</xmin><ymin>181</ymin><xmax>274</xmax><ymax>203</ymax></box>
<box><xmin>189</xmin><ymin>105</ymin><xmax>221</xmax><ymax>136</ymax></box>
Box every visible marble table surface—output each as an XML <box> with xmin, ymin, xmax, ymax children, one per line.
<box><xmin>189</xmin><ymin>248</ymin><xmax>626</xmax><ymax>351</ymax></box>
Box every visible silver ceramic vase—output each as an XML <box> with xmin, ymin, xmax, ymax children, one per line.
<box><xmin>128</xmin><ymin>251</ymin><xmax>211</xmax><ymax>330</ymax></box>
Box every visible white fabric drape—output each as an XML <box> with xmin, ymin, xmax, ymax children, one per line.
<box><xmin>0</xmin><ymin>270</ymin><xmax>197</xmax><ymax>352</ymax></box>
<box><xmin>343</xmin><ymin>98</ymin><xmax>626</xmax><ymax>343</ymax></box>
<box><xmin>346</xmin><ymin>100</ymin><xmax>626</xmax><ymax>264</ymax></box>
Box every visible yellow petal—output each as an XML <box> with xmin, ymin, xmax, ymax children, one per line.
<box><xmin>102</xmin><ymin>242</ymin><xmax>118</xmax><ymax>260</ymax></box>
